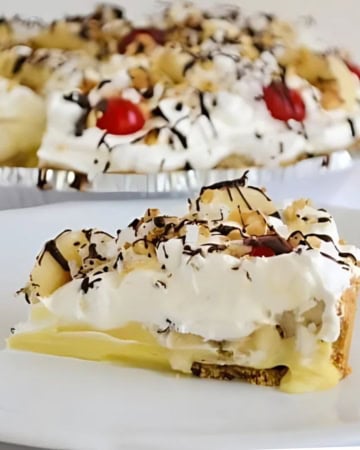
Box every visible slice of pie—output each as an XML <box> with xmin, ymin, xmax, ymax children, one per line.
<box><xmin>8</xmin><ymin>173</ymin><xmax>360</xmax><ymax>392</ymax></box>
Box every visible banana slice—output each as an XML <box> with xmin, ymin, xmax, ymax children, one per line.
<box><xmin>27</xmin><ymin>230</ymin><xmax>89</xmax><ymax>300</ymax></box>
<box><xmin>189</xmin><ymin>176</ymin><xmax>278</xmax><ymax>224</ymax></box>
<box><xmin>281</xmin><ymin>48</ymin><xmax>332</xmax><ymax>84</ymax></box>
<box><xmin>327</xmin><ymin>55</ymin><xmax>357</xmax><ymax>111</ymax></box>
<box><xmin>27</xmin><ymin>229</ymin><xmax>117</xmax><ymax>301</ymax></box>
<box><xmin>282</xmin><ymin>48</ymin><xmax>357</xmax><ymax>111</ymax></box>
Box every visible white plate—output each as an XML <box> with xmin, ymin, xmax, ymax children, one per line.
<box><xmin>0</xmin><ymin>200</ymin><xmax>360</xmax><ymax>450</ymax></box>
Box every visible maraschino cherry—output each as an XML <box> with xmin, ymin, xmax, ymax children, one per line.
<box><xmin>96</xmin><ymin>98</ymin><xmax>145</xmax><ymax>135</ymax></box>
<box><xmin>263</xmin><ymin>81</ymin><xmax>306</xmax><ymax>122</ymax></box>
<box><xmin>345</xmin><ymin>61</ymin><xmax>360</xmax><ymax>79</ymax></box>
<box><xmin>250</xmin><ymin>246</ymin><xmax>276</xmax><ymax>257</ymax></box>
<box><xmin>118</xmin><ymin>28</ymin><xmax>165</xmax><ymax>53</ymax></box>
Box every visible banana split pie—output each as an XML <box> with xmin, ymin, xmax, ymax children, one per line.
<box><xmin>8</xmin><ymin>174</ymin><xmax>360</xmax><ymax>392</ymax></box>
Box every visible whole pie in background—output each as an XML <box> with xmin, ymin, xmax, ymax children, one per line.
<box><xmin>0</xmin><ymin>2</ymin><xmax>360</xmax><ymax>175</ymax></box>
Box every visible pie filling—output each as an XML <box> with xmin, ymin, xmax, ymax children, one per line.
<box><xmin>8</xmin><ymin>305</ymin><xmax>339</xmax><ymax>393</ymax></box>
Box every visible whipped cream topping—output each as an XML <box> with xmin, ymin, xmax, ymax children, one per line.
<box><xmin>19</xmin><ymin>175</ymin><xmax>360</xmax><ymax>362</ymax></box>
<box><xmin>0</xmin><ymin>77</ymin><xmax>46</xmax><ymax>165</ymax></box>
<box><xmin>37</xmin><ymin>64</ymin><xmax>360</xmax><ymax>175</ymax></box>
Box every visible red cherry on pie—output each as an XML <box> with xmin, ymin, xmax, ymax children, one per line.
<box><xmin>96</xmin><ymin>98</ymin><xmax>145</xmax><ymax>135</ymax></box>
<box><xmin>250</xmin><ymin>246</ymin><xmax>276</xmax><ymax>257</ymax></box>
<box><xmin>118</xmin><ymin>28</ymin><xmax>165</xmax><ymax>53</ymax></box>
<box><xmin>345</xmin><ymin>61</ymin><xmax>360</xmax><ymax>79</ymax></box>
<box><xmin>263</xmin><ymin>81</ymin><xmax>306</xmax><ymax>122</ymax></box>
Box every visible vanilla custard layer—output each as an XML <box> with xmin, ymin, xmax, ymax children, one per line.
<box><xmin>8</xmin><ymin>306</ymin><xmax>340</xmax><ymax>393</ymax></box>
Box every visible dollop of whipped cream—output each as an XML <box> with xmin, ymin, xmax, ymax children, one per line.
<box><xmin>20</xmin><ymin>174</ymin><xmax>360</xmax><ymax>360</ymax></box>
<box><xmin>0</xmin><ymin>77</ymin><xmax>46</xmax><ymax>165</ymax></box>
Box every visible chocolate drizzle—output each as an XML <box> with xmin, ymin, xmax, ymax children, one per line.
<box><xmin>87</xmin><ymin>243</ymin><xmax>107</xmax><ymax>261</ymax></box>
<box><xmin>97</xmin><ymin>79</ymin><xmax>111</xmax><ymax>89</ymax></box>
<box><xmin>162</xmin><ymin>245</ymin><xmax>169</xmax><ymax>259</ymax></box>
<box><xmin>236</xmin><ymin>184</ymin><xmax>252</xmax><ymax>209</ymax></box>
<box><xmin>347</xmin><ymin>118</ymin><xmax>356</xmax><ymax>138</ymax></box>
<box><xmin>198</xmin><ymin>91</ymin><xmax>217</xmax><ymax>136</ymax></box>
<box><xmin>182</xmin><ymin>58</ymin><xmax>197</xmax><ymax>75</ymax></box>
<box><xmin>80</xmin><ymin>276</ymin><xmax>102</xmax><ymax>294</ymax></box>
<box><xmin>200</xmin><ymin>172</ymin><xmax>249</xmax><ymax>195</ymax></box>
<box><xmin>288</xmin><ymin>231</ymin><xmax>357</xmax><ymax>266</ymax></box>
<box><xmin>202</xmin><ymin>243</ymin><xmax>227</xmax><ymax>253</ymax></box>
<box><xmin>152</xmin><ymin>106</ymin><xmax>168</xmax><ymax>121</ymax></box>
<box><xmin>63</xmin><ymin>92</ymin><xmax>91</xmax><ymax>137</ymax></box>
<box><xmin>170</xmin><ymin>126</ymin><xmax>188</xmax><ymax>149</ymax></box>
<box><xmin>12</xmin><ymin>55</ymin><xmax>28</xmax><ymax>74</ymax></box>
<box><xmin>212</xmin><ymin>224</ymin><xmax>244</xmax><ymax>236</ymax></box>
<box><xmin>157</xmin><ymin>318</ymin><xmax>174</xmax><ymax>334</ymax></box>
<box><xmin>103</xmin><ymin>161</ymin><xmax>111</xmax><ymax>173</ymax></box>
<box><xmin>317</xmin><ymin>217</ymin><xmax>331</xmax><ymax>224</ymax></box>
<box><xmin>183</xmin><ymin>245</ymin><xmax>203</xmax><ymax>257</ymax></box>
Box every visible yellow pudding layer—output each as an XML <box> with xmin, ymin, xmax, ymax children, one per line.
<box><xmin>8</xmin><ymin>305</ymin><xmax>340</xmax><ymax>393</ymax></box>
